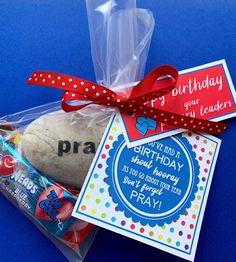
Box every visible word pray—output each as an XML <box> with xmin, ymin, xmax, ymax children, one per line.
<box><xmin>58</xmin><ymin>140</ymin><xmax>96</xmax><ymax>156</ymax></box>
<box><xmin>130</xmin><ymin>190</ymin><xmax>162</xmax><ymax>210</ymax></box>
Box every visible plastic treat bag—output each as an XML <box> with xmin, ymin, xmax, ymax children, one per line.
<box><xmin>0</xmin><ymin>103</ymin><xmax>98</xmax><ymax>262</ymax></box>
<box><xmin>0</xmin><ymin>1</ymin><xmax>154</xmax><ymax>261</ymax></box>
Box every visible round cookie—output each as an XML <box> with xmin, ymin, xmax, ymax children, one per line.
<box><xmin>20</xmin><ymin>110</ymin><xmax>108</xmax><ymax>189</ymax></box>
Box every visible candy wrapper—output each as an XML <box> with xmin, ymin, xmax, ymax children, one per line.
<box><xmin>0</xmin><ymin>103</ymin><xmax>97</xmax><ymax>262</ymax></box>
<box><xmin>0</xmin><ymin>1</ymin><xmax>155</xmax><ymax>261</ymax></box>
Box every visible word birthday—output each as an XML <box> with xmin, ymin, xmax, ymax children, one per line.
<box><xmin>172</xmin><ymin>74</ymin><xmax>223</xmax><ymax>97</ymax></box>
<box><xmin>133</xmin><ymin>146</ymin><xmax>184</xmax><ymax>172</ymax></box>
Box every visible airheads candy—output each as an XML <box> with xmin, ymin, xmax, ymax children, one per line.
<box><xmin>36</xmin><ymin>186</ymin><xmax>74</xmax><ymax>221</ymax></box>
<box><xmin>0</xmin><ymin>155</ymin><xmax>16</xmax><ymax>177</ymax></box>
<box><xmin>0</xmin><ymin>136</ymin><xmax>94</xmax><ymax>245</ymax></box>
<box><xmin>10</xmin><ymin>171</ymin><xmax>38</xmax><ymax>195</ymax></box>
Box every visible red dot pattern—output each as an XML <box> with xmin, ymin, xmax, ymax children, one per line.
<box><xmin>28</xmin><ymin>70</ymin><xmax>228</xmax><ymax>135</ymax></box>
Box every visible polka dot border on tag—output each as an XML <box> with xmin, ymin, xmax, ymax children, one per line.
<box><xmin>78</xmin><ymin>116</ymin><xmax>219</xmax><ymax>254</ymax></box>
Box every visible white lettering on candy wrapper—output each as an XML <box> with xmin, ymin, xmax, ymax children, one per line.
<box><xmin>10</xmin><ymin>171</ymin><xmax>38</xmax><ymax>195</ymax></box>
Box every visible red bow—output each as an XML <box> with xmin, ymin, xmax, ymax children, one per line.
<box><xmin>27</xmin><ymin>65</ymin><xmax>227</xmax><ymax>135</ymax></box>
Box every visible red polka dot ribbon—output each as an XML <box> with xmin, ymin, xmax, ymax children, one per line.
<box><xmin>27</xmin><ymin>65</ymin><xmax>228</xmax><ymax>135</ymax></box>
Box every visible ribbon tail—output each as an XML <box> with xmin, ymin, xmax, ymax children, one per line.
<box><xmin>61</xmin><ymin>101</ymin><xmax>93</xmax><ymax>112</ymax></box>
<box><xmin>130</xmin><ymin>65</ymin><xmax>179</xmax><ymax>100</ymax></box>
<box><xmin>132</xmin><ymin>103</ymin><xmax>227</xmax><ymax>135</ymax></box>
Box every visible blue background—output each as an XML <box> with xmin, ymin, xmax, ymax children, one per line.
<box><xmin>108</xmin><ymin>135</ymin><xmax>194</xmax><ymax>220</ymax></box>
<box><xmin>0</xmin><ymin>0</ymin><xmax>235</xmax><ymax>261</ymax></box>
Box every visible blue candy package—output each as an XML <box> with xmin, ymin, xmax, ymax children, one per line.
<box><xmin>0</xmin><ymin>130</ymin><xmax>97</xmax><ymax>261</ymax></box>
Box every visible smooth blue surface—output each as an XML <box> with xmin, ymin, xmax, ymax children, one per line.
<box><xmin>0</xmin><ymin>0</ymin><xmax>236</xmax><ymax>261</ymax></box>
